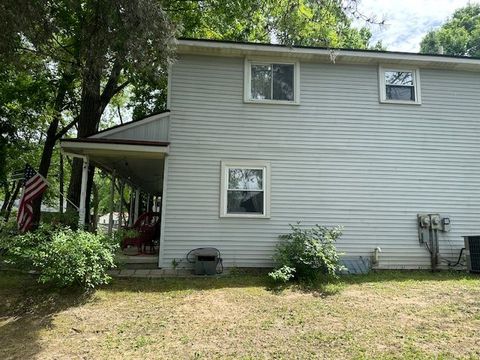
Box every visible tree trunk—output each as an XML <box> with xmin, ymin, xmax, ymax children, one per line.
<box><xmin>4</xmin><ymin>181</ymin><xmax>21</xmax><ymax>222</ymax></box>
<box><xmin>59</xmin><ymin>153</ymin><xmax>64</xmax><ymax>214</ymax></box>
<box><xmin>1</xmin><ymin>182</ymin><xmax>13</xmax><ymax>214</ymax></box>
<box><xmin>66</xmin><ymin>65</ymin><xmax>102</xmax><ymax>224</ymax></box>
<box><xmin>31</xmin><ymin>74</ymin><xmax>73</xmax><ymax>227</ymax></box>
<box><xmin>66</xmin><ymin>59</ymin><xmax>123</xmax><ymax>226</ymax></box>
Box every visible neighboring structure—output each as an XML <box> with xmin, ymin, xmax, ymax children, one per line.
<box><xmin>61</xmin><ymin>39</ymin><xmax>480</xmax><ymax>270</ymax></box>
<box><xmin>98</xmin><ymin>212</ymin><xmax>128</xmax><ymax>228</ymax></box>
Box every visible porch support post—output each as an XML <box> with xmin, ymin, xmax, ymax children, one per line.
<box><xmin>128</xmin><ymin>187</ymin><xmax>134</xmax><ymax>227</ymax></box>
<box><xmin>146</xmin><ymin>194</ymin><xmax>150</xmax><ymax>212</ymax></box>
<box><xmin>107</xmin><ymin>171</ymin><xmax>116</xmax><ymax>236</ymax></box>
<box><xmin>117</xmin><ymin>180</ymin><xmax>124</xmax><ymax>231</ymax></box>
<box><xmin>134</xmin><ymin>188</ymin><xmax>140</xmax><ymax>220</ymax></box>
<box><xmin>78</xmin><ymin>156</ymin><xmax>89</xmax><ymax>229</ymax></box>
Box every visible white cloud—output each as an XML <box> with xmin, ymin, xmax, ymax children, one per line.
<box><xmin>353</xmin><ymin>0</ymin><xmax>480</xmax><ymax>52</ymax></box>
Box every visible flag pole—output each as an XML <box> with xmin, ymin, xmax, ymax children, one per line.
<box><xmin>31</xmin><ymin>167</ymin><xmax>79</xmax><ymax>211</ymax></box>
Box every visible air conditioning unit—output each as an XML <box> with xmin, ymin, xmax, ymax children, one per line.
<box><xmin>464</xmin><ymin>236</ymin><xmax>480</xmax><ymax>273</ymax></box>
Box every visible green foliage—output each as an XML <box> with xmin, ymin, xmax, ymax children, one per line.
<box><xmin>268</xmin><ymin>0</ymin><xmax>372</xmax><ymax>49</ymax></box>
<box><xmin>41</xmin><ymin>210</ymin><xmax>79</xmax><ymax>229</ymax></box>
<box><xmin>1</xmin><ymin>224</ymin><xmax>118</xmax><ymax>289</ymax></box>
<box><xmin>420</xmin><ymin>4</ymin><xmax>480</xmax><ymax>57</ymax></box>
<box><xmin>268</xmin><ymin>265</ymin><xmax>296</xmax><ymax>283</ymax></box>
<box><xmin>172</xmin><ymin>0</ymin><xmax>377</xmax><ymax>49</ymax></box>
<box><xmin>270</xmin><ymin>223</ymin><xmax>345</xmax><ymax>282</ymax></box>
<box><xmin>171</xmin><ymin>258</ymin><xmax>180</xmax><ymax>270</ymax></box>
<box><xmin>0</xmin><ymin>57</ymin><xmax>52</xmax><ymax>187</ymax></box>
<box><xmin>113</xmin><ymin>228</ymin><xmax>138</xmax><ymax>245</ymax></box>
<box><xmin>0</xmin><ymin>219</ymin><xmax>19</xmax><ymax>254</ymax></box>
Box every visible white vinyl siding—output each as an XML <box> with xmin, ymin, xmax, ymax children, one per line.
<box><xmin>91</xmin><ymin>113</ymin><xmax>170</xmax><ymax>142</ymax></box>
<box><xmin>163</xmin><ymin>54</ymin><xmax>480</xmax><ymax>269</ymax></box>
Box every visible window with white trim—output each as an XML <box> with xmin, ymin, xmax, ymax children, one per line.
<box><xmin>244</xmin><ymin>59</ymin><xmax>299</xmax><ymax>104</ymax></box>
<box><xmin>379</xmin><ymin>66</ymin><xmax>421</xmax><ymax>104</ymax></box>
<box><xmin>220</xmin><ymin>161</ymin><xmax>270</xmax><ymax>218</ymax></box>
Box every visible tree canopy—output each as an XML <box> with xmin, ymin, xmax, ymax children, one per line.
<box><xmin>420</xmin><ymin>4</ymin><xmax>480</xmax><ymax>57</ymax></box>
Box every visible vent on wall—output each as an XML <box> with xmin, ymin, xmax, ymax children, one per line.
<box><xmin>464</xmin><ymin>236</ymin><xmax>480</xmax><ymax>273</ymax></box>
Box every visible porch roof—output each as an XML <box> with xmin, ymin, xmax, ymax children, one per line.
<box><xmin>60</xmin><ymin>112</ymin><xmax>170</xmax><ymax>195</ymax></box>
<box><xmin>60</xmin><ymin>138</ymin><xmax>169</xmax><ymax>158</ymax></box>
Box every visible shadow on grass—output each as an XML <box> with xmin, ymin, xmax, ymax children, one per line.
<box><xmin>103</xmin><ymin>269</ymin><xmax>479</xmax><ymax>298</ymax></box>
<box><xmin>0</xmin><ymin>271</ymin><xmax>93</xmax><ymax>359</ymax></box>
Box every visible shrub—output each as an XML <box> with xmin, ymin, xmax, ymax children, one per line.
<box><xmin>270</xmin><ymin>223</ymin><xmax>345</xmax><ymax>282</ymax></box>
<box><xmin>0</xmin><ymin>219</ymin><xmax>18</xmax><ymax>243</ymax></box>
<box><xmin>268</xmin><ymin>265</ymin><xmax>295</xmax><ymax>283</ymax></box>
<box><xmin>113</xmin><ymin>227</ymin><xmax>139</xmax><ymax>245</ymax></box>
<box><xmin>1</xmin><ymin>224</ymin><xmax>118</xmax><ymax>289</ymax></box>
<box><xmin>41</xmin><ymin>210</ymin><xmax>79</xmax><ymax>229</ymax></box>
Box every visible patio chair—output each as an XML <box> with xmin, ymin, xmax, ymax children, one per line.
<box><xmin>121</xmin><ymin>212</ymin><xmax>161</xmax><ymax>254</ymax></box>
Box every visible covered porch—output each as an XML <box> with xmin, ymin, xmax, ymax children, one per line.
<box><xmin>60</xmin><ymin>112</ymin><xmax>170</xmax><ymax>268</ymax></box>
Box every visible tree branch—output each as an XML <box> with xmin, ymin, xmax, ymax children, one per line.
<box><xmin>100</xmin><ymin>80</ymin><xmax>130</xmax><ymax>114</ymax></box>
<box><xmin>114</xmin><ymin>81</ymin><xmax>130</xmax><ymax>95</ymax></box>
<box><xmin>100</xmin><ymin>60</ymin><xmax>123</xmax><ymax>107</ymax></box>
<box><xmin>55</xmin><ymin>116</ymin><xmax>79</xmax><ymax>140</ymax></box>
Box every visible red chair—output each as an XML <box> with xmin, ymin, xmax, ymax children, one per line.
<box><xmin>121</xmin><ymin>212</ymin><xmax>160</xmax><ymax>254</ymax></box>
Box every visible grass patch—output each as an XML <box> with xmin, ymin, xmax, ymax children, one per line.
<box><xmin>0</xmin><ymin>270</ymin><xmax>479</xmax><ymax>359</ymax></box>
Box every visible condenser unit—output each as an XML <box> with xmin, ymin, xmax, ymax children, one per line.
<box><xmin>464</xmin><ymin>236</ymin><xmax>480</xmax><ymax>273</ymax></box>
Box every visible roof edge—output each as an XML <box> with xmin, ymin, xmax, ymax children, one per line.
<box><xmin>60</xmin><ymin>138</ymin><xmax>170</xmax><ymax>147</ymax></box>
<box><xmin>177</xmin><ymin>38</ymin><xmax>480</xmax><ymax>69</ymax></box>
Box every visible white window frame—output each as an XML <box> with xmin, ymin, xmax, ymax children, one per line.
<box><xmin>244</xmin><ymin>58</ymin><xmax>300</xmax><ymax>105</ymax></box>
<box><xmin>379</xmin><ymin>66</ymin><xmax>421</xmax><ymax>105</ymax></box>
<box><xmin>220</xmin><ymin>160</ymin><xmax>271</xmax><ymax>218</ymax></box>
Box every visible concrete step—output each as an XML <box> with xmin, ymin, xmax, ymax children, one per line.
<box><xmin>116</xmin><ymin>253</ymin><xmax>159</xmax><ymax>270</ymax></box>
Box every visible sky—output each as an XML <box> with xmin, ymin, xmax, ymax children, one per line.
<box><xmin>354</xmin><ymin>0</ymin><xmax>480</xmax><ymax>53</ymax></box>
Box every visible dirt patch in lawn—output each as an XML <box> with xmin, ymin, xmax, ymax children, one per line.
<box><xmin>0</xmin><ymin>271</ymin><xmax>479</xmax><ymax>359</ymax></box>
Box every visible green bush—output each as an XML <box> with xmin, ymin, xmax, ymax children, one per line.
<box><xmin>113</xmin><ymin>227</ymin><xmax>138</xmax><ymax>245</ymax></box>
<box><xmin>270</xmin><ymin>223</ymin><xmax>345</xmax><ymax>282</ymax></box>
<box><xmin>41</xmin><ymin>210</ymin><xmax>79</xmax><ymax>229</ymax></box>
<box><xmin>1</xmin><ymin>224</ymin><xmax>118</xmax><ymax>289</ymax></box>
<box><xmin>268</xmin><ymin>265</ymin><xmax>295</xmax><ymax>283</ymax></box>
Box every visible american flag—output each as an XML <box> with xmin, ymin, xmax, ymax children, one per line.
<box><xmin>16</xmin><ymin>164</ymin><xmax>48</xmax><ymax>233</ymax></box>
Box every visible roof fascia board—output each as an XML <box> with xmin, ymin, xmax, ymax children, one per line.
<box><xmin>60</xmin><ymin>140</ymin><xmax>169</xmax><ymax>155</ymax></box>
<box><xmin>177</xmin><ymin>40</ymin><xmax>480</xmax><ymax>71</ymax></box>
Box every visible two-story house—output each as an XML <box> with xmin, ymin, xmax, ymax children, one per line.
<box><xmin>61</xmin><ymin>39</ymin><xmax>480</xmax><ymax>270</ymax></box>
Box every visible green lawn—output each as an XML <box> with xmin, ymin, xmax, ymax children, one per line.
<box><xmin>1</xmin><ymin>270</ymin><xmax>479</xmax><ymax>359</ymax></box>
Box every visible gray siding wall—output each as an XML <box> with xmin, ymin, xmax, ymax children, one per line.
<box><xmin>161</xmin><ymin>53</ymin><xmax>480</xmax><ymax>269</ymax></box>
<box><xmin>97</xmin><ymin>114</ymin><xmax>169</xmax><ymax>142</ymax></box>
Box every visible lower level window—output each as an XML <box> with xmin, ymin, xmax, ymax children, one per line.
<box><xmin>220</xmin><ymin>161</ymin><xmax>270</xmax><ymax>218</ymax></box>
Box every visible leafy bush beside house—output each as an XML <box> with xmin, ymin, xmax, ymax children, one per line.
<box><xmin>269</xmin><ymin>223</ymin><xmax>345</xmax><ymax>283</ymax></box>
<box><xmin>0</xmin><ymin>224</ymin><xmax>118</xmax><ymax>289</ymax></box>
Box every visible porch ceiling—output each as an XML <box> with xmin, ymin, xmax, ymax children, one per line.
<box><xmin>60</xmin><ymin>138</ymin><xmax>168</xmax><ymax>195</ymax></box>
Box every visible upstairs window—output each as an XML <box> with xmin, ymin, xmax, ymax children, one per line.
<box><xmin>379</xmin><ymin>66</ymin><xmax>421</xmax><ymax>104</ymax></box>
<box><xmin>220</xmin><ymin>161</ymin><xmax>271</xmax><ymax>218</ymax></box>
<box><xmin>245</xmin><ymin>60</ymin><xmax>299</xmax><ymax>104</ymax></box>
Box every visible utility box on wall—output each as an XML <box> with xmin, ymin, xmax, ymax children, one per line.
<box><xmin>187</xmin><ymin>247</ymin><xmax>222</xmax><ymax>275</ymax></box>
<box><xmin>464</xmin><ymin>236</ymin><xmax>480</xmax><ymax>273</ymax></box>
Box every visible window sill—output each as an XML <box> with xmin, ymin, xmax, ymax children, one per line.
<box><xmin>220</xmin><ymin>213</ymin><xmax>271</xmax><ymax>219</ymax></box>
<box><xmin>379</xmin><ymin>99</ymin><xmax>422</xmax><ymax>105</ymax></box>
<box><xmin>244</xmin><ymin>99</ymin><xmax>300</xmax><ymax>106</ymax></box>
